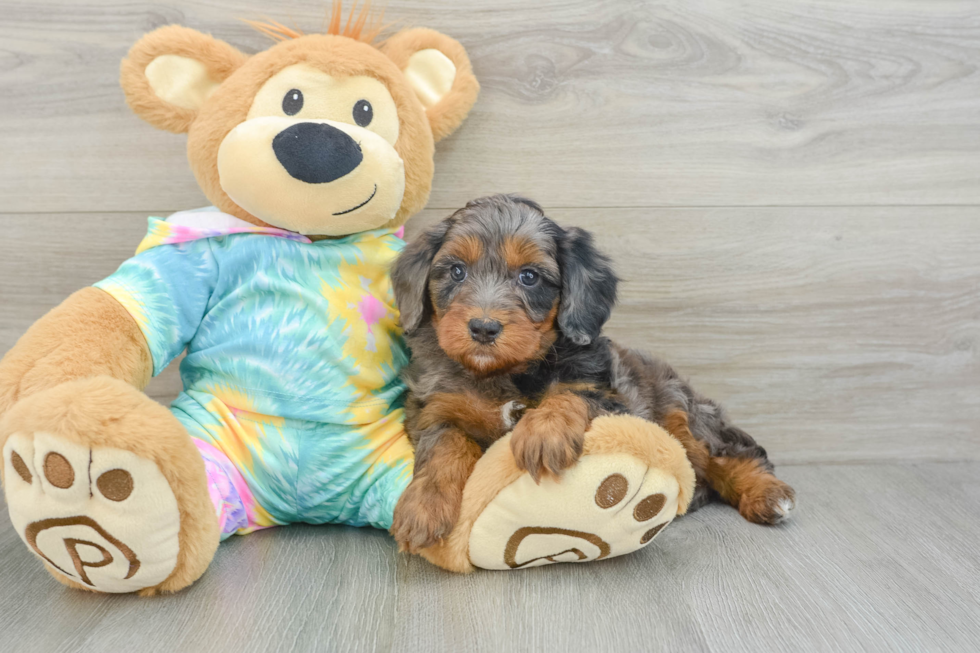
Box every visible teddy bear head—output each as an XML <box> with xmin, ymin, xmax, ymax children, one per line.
<box><xmin>120</xmin><ymin>11</ymin><xmax>478</xmax><ymax>236</ymax></box>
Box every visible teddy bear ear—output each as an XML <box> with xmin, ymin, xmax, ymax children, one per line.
<box><xmin>120</xmin><ymin>25</ymin><xmax>248</xmax><ymax>134</ymax></box>
<box><xmin>380</xmin><ymin>28</ymin><xmax>480</xmax><ymax>142</ymax></box>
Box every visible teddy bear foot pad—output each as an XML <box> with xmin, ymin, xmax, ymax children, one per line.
<box><xmin>4</xmin><ymin>431</ymin><xmax>182</xmax><ymax>593</ymax></box>
<box><xmin>471</xmin><ymin>452</ymin><xmax>681</xmax><ymax>569</ymax></box>
<box><xmin>418</xmin><ymin>414</ymin><xmax>696</xmax><ymax>572</ymax></box>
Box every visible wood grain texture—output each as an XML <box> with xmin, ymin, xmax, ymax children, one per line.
<box><xmin>1</xmin><ymin>462</ymin><xmax>977</xmax><ymax>653</ymax></box>
<box><xmin>1</xmin><ymin>2</ymin><xmax>978</xmax><ymax>650</ymax></box>
<box><xmin>0</xmin><ymin>0</ymin><xmax>979</xmax><ymax>212</ymax></box>
<box><xmin>3</xmin><ymin>208</ymin><xmax>977</xmax><ymax>463</ymax></box>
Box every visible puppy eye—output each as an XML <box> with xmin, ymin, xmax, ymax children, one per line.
<box><xmin>518</xmin><ymin>269</ymin><xmax>539</xmax><ymax>287</ymax></box>
<box><xmin>450</xmin><ymin>264</ymin><xmax>467</xmax><ymax>282</ymax></box>
<box><xmin>353</xmin><ymin>99</ymin><xmax>373</xmax><ymax>127</ymax></box>
<box><xmin>282</xmin><ymin>89</ymin><xmax>304</xmax><ymax>116</ymax></box>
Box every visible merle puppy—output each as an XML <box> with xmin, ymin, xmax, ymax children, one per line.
<box><xmin>389</xmin><ymin>194</ymin><xmax>795</xmax><ymax>553</ymax></box>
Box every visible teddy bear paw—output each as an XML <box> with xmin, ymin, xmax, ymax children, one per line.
<box><xmin>3</xmin><ymin>431</ymin><xmax>182</xmax><ymax>593</ymax></box>
<box><xmin>469</xmin><ymin>452</ymin><xmax>681</xmax><ymax>569</ymax></box>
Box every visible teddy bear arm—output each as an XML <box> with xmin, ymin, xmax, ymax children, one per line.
<box><xmin>0</xmin><ymin>287</ymin><xmax>152</xmax><ymax>417</ymax></box>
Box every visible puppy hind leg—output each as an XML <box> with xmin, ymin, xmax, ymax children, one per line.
<box><xmin>661</xmin><ymin>411</ymin><xmax>710</xmax><ymax>476</ymax></box>
<box><xmin>661</xmin><ymin>410</ymin><xmax>714</xmax><ymax>512</ymax></box>
<box><xmin>705</xmin><ymin>456</ymin><xmax>796</xmax><ymax>525</ymax></box>
<box><xmin>679</xmin><ymin>402</ymin><xmax>796</xmax><ymax>524</ymax></box>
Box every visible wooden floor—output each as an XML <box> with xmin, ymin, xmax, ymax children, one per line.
<box><xmin>1</xmin><ymin>1</ymin><xmax>979</xmax><ymax>651</ymax></box>
<box><xmin>3</xmin><ymin>463</ymin><xmax>979</xmax><ymax>653</ymax></box>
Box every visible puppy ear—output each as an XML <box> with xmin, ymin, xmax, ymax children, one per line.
<box><xmin>120</xmin><ymin>25</ymin><xmax>247</xmax><ymax>134</ymax></box>
<box><xmin>380</xmin><ymin>28</ymin><xmax>480</xmax><ymax>142</ymax></box>
<box><xmin>393</xmin><ymin>219</ymin><xmax>453</xmax><ymax>333</ymax></box>
<box><xmin>557</xmin><ymin>227</ymin><xmax>619</xmax><ymax>346</ymax></box>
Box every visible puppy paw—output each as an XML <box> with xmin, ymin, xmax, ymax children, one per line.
<box><xmin>391</xmin><ymin>479</ymin><xmax>460</xmax><ymax>554</ymax></box>
<box><xmin>510</xmin><ymin>405</ymin><xmax>588</xmax><ymax>482</ymax></box>
<box><xmin>739</xmin><ymin>478</ymin><xmax>797</xmax><ymax>525</ymax></box>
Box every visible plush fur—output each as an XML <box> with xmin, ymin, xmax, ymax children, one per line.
<box><xmin>120</xmin><ymin>20</ymin><xmax>479</xmax><ymax>233</ymax></box>
<box><xmin>0</xmin><ymin>288</ymin><xmax>153</xmax><ymax>417</ymax></box>
<box><xmin>1</xmin><ymin>377</ymin><xmax>220</xmax><ymax>596</ymax></box>
<box><xmin>390</xmin><ymin>195</ymin><xmax>796</xmax><ymax>552</ymax></box>
<box><xmin>182</xmin><ymin>36</ymin><xmax>437</xmax><ymax>231</ymax></box>
<box><xmin>120</xmin><ymin>25</ymin><xmax>248</xmax><ymax>134</ymax></box>
<box><xmin>380</xmin><ymin>28</ymin><xmax>481</xmax><ymax>143</ymax></box>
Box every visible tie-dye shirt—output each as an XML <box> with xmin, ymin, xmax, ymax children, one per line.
<box><xmin>94</xmin><ymin>208</ymin><xmax>414</xmax><ymax>532</ymax></box>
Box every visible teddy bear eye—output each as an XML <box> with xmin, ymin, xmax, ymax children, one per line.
<box><xmin>282</xmin><ymin>89</ymin><xmax>304</xmax><ymax>116</ymax></box>
<box><xmin>353</xmin><ymin>99</ymin><xmax>373</xmax><ymax>127</ymax></box>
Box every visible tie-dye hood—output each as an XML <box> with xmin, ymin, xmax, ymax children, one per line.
<box><xmin>135</xmin><ymin>208</ymin><xmax>407</xmax><ymax>256</ymax></box>
<box><xmin>135</xmin><ymin>208</ymin><xmax>312</xmax><ymax>255</ymax></box>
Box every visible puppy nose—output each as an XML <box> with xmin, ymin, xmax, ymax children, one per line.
<box><xmin>272</xmin><ymin>122</ymin><xmax>363</xmax><ymax>184</ymax></box>
<box><xmin>468</xmin><ymin>318</ymin><xmax>502</xmax><ymax>344</ymax></box>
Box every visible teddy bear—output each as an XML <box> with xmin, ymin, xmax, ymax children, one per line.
<box><xmin>0</xmin><ymin>7</ymin><xmax>695</xmax><ymax>594</ymax></box>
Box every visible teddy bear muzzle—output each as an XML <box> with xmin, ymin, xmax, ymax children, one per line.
<box><xmin>217</xmin><ymin>116</ymin><xmax>406</xmax><ymax>236</ymax></box>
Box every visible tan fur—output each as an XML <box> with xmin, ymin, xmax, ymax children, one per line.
<box><xmin>418</xmin><ymin>392</ymin><xmax>507</xmax><ymax>446</ymax></box>
<box><xmin>435</xmin><ymin>305</ymin><xmax>556</xmax><ymax>376</ymax></box>
<box><xmin>483</xmin><ymin>305</ymin><xmax>557</xmax><ymax>371</ymax></box>
<box><xmin>185</xmin><ymin>35</ymin><xmax>436</xmax><ymax>231</ymax></box>
<box><xmin>431</xmin><ymin>302</ymin><xmax>475</xmax><ymax>360</ymax></box>
<box><xmin>0</xmin><ymin>288</ymin><xmax>152</xmax><ymax>418</ymax></box>
<box><xmin>380</xmin><ymin>28</ymin><xmax>480</xmax><ymax>142</ymax></box>
<box><xmin>390</xmin><ymin>427</ymin><xmax>482</xmax><ymax>554</ymax></box>
<box><xmin>662</xmin><ymin>410</ymin><xmax>710</xmax><ymax>479</ymax></box>
<box><xmin>418</xmin><ymin>414</ymin><xmax>696</xmax><ymax>572</ymax></box>
<box><xmin>121</xmin><ymin>24</ymin><xmax>477</xmax><ymax>234</ymax></box>
<box><xmin>440</xmin><ymin>234</ymin><xmax>484</xmax><ymax>264</ymax></box>
<box><xmin>706</xmin><ymin>456</ymin><xmax>796</xmax><ymax>525</ymax></box>
<box><xmin>510</xmin><ymin>390</ymin><xmax>590</xmax><ymax>481</ymax></box>
<box><xmin>0</xmin><ymin>377</ymin><xmax>220</xmax><ymax>595</ymax></box>
<box><xmin>501</xmin><ymin>236</ymin><xmax>547</xmax><ymax>270</ymax></box>
<box><xmin>120</xmin><ymin>25</ymin><xmax>248</xmax><ymax>134</ymax></box>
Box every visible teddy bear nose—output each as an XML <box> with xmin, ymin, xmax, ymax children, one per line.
<box><xmin>272</xmin><ymin>122</ymin><xmax>363</xmax><ymax>184</ymax></box>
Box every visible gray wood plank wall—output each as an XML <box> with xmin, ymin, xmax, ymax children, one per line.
<box><xmin>2</xmin><ymin>0</ymin><xmax>977</xmax><ymax>464</ymax></box>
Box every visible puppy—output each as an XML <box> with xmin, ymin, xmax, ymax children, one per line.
<box><xmin>389</xmin><ymin>194</ymin><xmax>795</xmax><ymax>553</ymax></box>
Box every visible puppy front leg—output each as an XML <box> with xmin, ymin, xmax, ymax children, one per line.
<box><xmin>391</xmin><ymin>427</ymin><xmax>482</xmax><ymax>553</ymax></box>
<box><xmin>510</xmin><ymin>388</ymin><xmax>593</xmax><ymax>482</ymax></box>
